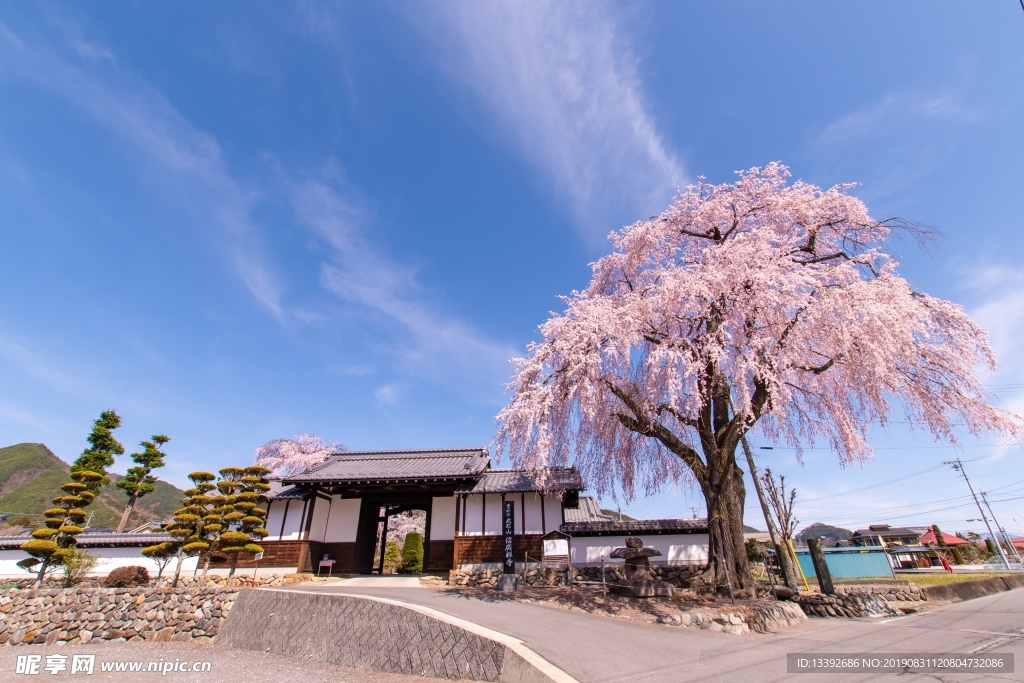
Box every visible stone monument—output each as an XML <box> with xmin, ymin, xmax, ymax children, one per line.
<box><xmin>608</xmin><ymin>537</ymin><xmax>674</xmax><ymax>597</ymax></box>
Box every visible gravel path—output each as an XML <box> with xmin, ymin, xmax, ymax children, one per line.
<box><xmin>0</xmin><ymin>641</ymin><xmax>455</xmax><ymax>682</ymax></box>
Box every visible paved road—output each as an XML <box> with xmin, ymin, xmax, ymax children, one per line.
<box><xmin>279</xmin><ymin>584</ymin><xmax>1024</xmax><ymax>683</ymax></box>
<box><xmin>0</xmin><ymin>641</ymin><xmax>434</xmax><ymax>683</ymax></box>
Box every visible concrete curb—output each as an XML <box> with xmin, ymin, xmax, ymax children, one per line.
<box><xmin>218</xmin><ymin>588</ymin><xmax>578</xmax><ymax>683</ymax></box>
<box><xmin>922</xmin><ymin>573</ymin><xmax>1024</xmax><ymax>603</ymax></box>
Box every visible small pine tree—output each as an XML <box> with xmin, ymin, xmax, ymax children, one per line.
<box><xmin>141</xmin><ymin>542</ymin><xmax>177</xmax><ymax>581</ymax></box>
<box><xmin>214</xmin><ymin>466</ymin><xmax>271</xmax><ymax>579</ymax></box>
<box><xmin>985</xmin><ymin>538</ymin><xmax>997</xmax><ymax>556</ymax></box>
<box><xmin>21</xmin><ymin>411</ymin><xmax>121</xmax><ymax>587</ymax></box>
<box><xmin>950</xmin><ymin>546</ymin><xmax>964</xmax><ymax>565</ymax></box>
<box><xmin>399</xmin><ymin>533</ymin><xmax>423</xmax><ymax>574</ymax></box>
<box><xmin>383</xmin><ymin>541</ymin><xmax>402</xmax><ymax>574</ymax></box>
<box><xmin>931</xmin><ymin>524</ymin><xmax>948</xmax><ymax>547</ymax></box>
<box><xmin>115</xmin><ymin>435</ymin><xmax>169</xmax><ymax>532</ymax></box>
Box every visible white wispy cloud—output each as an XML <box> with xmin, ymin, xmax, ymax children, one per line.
<box><xmin>0</xmin><ymin>16</ymin><xmax>515</xmax><ymax>403</ymax></box>
<box><xmin>0</xmin><ymin>20</ymin><xmax>284</xmax><ymax>316</ymax></box>
<box><xmin>287</xmin><ymin>176</ymin><xmax>517</xmax><ymax>399</ymax></box>
<box><xmin>410</xmin><ymin>1</ymin><xmax>683</xmax><ymax>239</ymax></box>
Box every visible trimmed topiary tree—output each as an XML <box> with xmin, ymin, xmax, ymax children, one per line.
<box><xmin>21</xmin><ymin>411</ymin><xmax>122</xmax><ymax>587</ymax></box>
<box><xmin>399</xmin><ymin>532</ymin><xmax>423</xmax><ymax>574</ymax></box>
<box><xmin>115</xmin><ymin>434</ymin><xmax>169</xmax><ymax>532</ymax></box>
<box><xmin>102</xmin><ymin>565</ymin><xmax>150</xmax><ymax>587</ymax></box>
<box><xmin>215</xmin><ymin>466</ymin><xmax>271</xmax><ymax>579</ymax></box>
<box><xmin>383</xmin><ymin>541</ymin><xmax>402</xmax><ymax>574</ymax></box>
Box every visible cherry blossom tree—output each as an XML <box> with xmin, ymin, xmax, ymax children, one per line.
<box><xmin>496</xmin><ymin>163</ymin><xmax>1020</xmax><ymax>594</ymax></box>
<box><xmin>253</xmin><ymin>434</ymin><xmax>343</xmax><ymax>477</ymax></box>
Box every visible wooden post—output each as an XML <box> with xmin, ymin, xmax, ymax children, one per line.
<box><xmin>807</xmin><ymin>539</ymin><xmax>834</xmax><ymax>595</ymax></box>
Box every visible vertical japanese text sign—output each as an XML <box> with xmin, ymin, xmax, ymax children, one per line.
<box><xmin>503</xmin><ymin>500</ymin><xmax>515</xmax><ymax>574</ymax></box>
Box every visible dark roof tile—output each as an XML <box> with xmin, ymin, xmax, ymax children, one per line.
<box><xmin>453</xmin><ymin>468</ymin><xmax>583</xmax><ymax>494</ymax></box>
<box><xmin>283</xmin><ymin>448</ymin><xmax>490</xmax><ymax>484</ymax></box>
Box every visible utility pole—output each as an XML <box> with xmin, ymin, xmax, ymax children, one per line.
<box><xmin>945</xmin><ymin>459</ymin><xmax>1010</xmax><ymax>570</ymax></box>
<box><xmin>980</xmin><ymin>491</ymin><xmax>1023</xmax><ymax>565</ymax></box>
<box><xmin>741</xmin><ymin>435</ymin><xmax>798</xmax><ymax>589</ymax></box>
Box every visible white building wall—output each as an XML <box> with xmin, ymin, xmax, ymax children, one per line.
<box><xmin>462</xmin><ymin>495</ymin><xmax>483</xmax><ymax>536</ymax></box>
<box><xmin>279</xmin><ymin>499</ymin><xmax>307</xmax><ymax>541</ymax></box>
<box><xmin>544</xmin><ymin>494</ymin><xmax>564</xmax><ymax>528</ymax></box>
<box><xmin>523</xmin><ymin>493</ymin><xmax>545</xmax><ymax>534</ymax></box>
<box><xmin>569</xmin><ymin>534</ymin><xmax>709</xmax><ymax>565</ymax></box>
<box><xmin>430</xmin><ymin>497</ymin><xmax>457</xmax><ymax>541</ymax></box>
<box><xmin>307</xmin><ymin>496</ymin><xmax>331</xmax><ymax>543</ymax></box>
<box><xmin>0</xmin><ymin>547</ymin><xmax>200</xmax><ymax>578</ymax></box>
<box><xmin>483</xmin><ymin>495</ymin><xmax>503</xmax><ymax>536</ymax></box>
<box><xmin>324</xmin><ymin>497</ymin><xmax>361</xmax><ymax>543</ymax></box>
<box><xmin>265</xmin><ymin>500</ymin><xmax>288</xmax><ymax>541</ymax></box>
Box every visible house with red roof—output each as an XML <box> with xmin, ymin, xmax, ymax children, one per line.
<box><xmin>918</xmin><ymin>529</ymin><xmax>970</xmax><ymax>546</ymax></box>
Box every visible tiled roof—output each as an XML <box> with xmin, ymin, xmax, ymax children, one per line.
<box><xmin>918</xmin><ymin>530</ymin><xmax>970</xmax><ymax>545</ymax></box>
<box><xmin>561</xmin><ymin>518</ymin><xmax>708</xmax><ymax>536</ymax></box>
<box><xmin>851</xmin><ymin>526</ymin><xmax>921</xmax><ymax>538</ymax></box>
<box><xmin>283</xmin><ymin>448</ymin><xmax>490</xmax><ymax>484</ymax></box>
<box><xmin>0</xmin><ymin>532</ymin><xmax>173</xmax><ymax>549</ymax></box>
<box><xmin>563</xmin><ymin>496</ymin><xmax>613</xmax><ymax>523</ymax></box>
<box><xmin>266</xmin><ymin>478</ymin><xmax>310</xmax><ymax>500</ymax></box>
<box><xmin>453</xmin><ymin>468</ymin><xmax>583</xmax><ymax>494</ymax></box>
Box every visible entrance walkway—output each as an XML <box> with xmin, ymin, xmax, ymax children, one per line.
<box><xmin>273</xmin><ymin>583</ymin><xmax>1024</xmax><ymax>682</ymax></box>
<box><xmin>330</xmin><ymin>575</ymin><xmax>424</xmax><ymax>588</ymax></box>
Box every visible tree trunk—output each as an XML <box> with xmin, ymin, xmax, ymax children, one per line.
<box><xmin>172</xmin><ymin>550</ymin><xmax>184</xmax><ymax>588</ymax></box>
<box><xmin>740</xmin><ymin>436</ymin><xmax>798</xmax><ymax>589</ymax></box>
<box><xmin>228</xmin><ymin>553</ymin><xmax>239</xmax><ymax>579</ymax></box>
<box><xmin>201</xmin><ymin>554</ymin><xmax>210</xmax><ymax>583</ymax></box>
<box><xmin>34</xmin><ymin>556</ymin><xmax>50</xmax><ymax>589</ymax></box>
<box><xmin>700</xmin><ymin>456</ymin><xmax>753</xmax><ymax>595</ymax></box>
<box><xmin>115</xmin><ymin>493</ymin><xmax>138</xmax><ymax>533</ymax></box>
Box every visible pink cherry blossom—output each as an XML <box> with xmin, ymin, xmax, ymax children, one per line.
<box><xmin>496</xmin><ymin>163</ymin><xmax>1020</xmax><ymax>590</ymax></box>
<box><xmin>254</xmin><ymin>434</ymin><xmax>343</xmax><ymax>477</ymax></box>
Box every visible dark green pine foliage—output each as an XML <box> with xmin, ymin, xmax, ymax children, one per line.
<box><xmin>71</xmin><ymin>410</ymin><xmax>124</xmax><ymax>486</ymax></box>
<box><xmin>115</xmin><ymin>435</ymin><xmax>169</xmax><ymax>532</ymax></box>
<box><xmin>399</xmin><ymin>532</ymin><xmax>424</xmax><ymax>574</ymax></box>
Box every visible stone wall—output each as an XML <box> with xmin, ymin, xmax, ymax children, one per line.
<box><xmin>0</xmin><ymin>587</ymin><xmax>238</xmax><ymax>646</ymax></box>
<box><xmin>652</xmin><ymin>602</ymin><xmax>807</xmax><ymax>635</ymax></box>
<box><xmin>450</xmin><ymin>564</ymin><xmax>708</xmax><ymax>588</ymax></box>
<box><xmin>795</xmin><ymin>585</ymin><xmax>925</xmax><ymax>618</ymax></box>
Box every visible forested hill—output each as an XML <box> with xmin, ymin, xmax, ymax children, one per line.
<box><xmin>0</xmin><ymin>443</ymin><xmax>185</xmax><ymax>529</ymax></box>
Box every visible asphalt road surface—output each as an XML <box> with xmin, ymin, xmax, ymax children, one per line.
<box><xmin>282</xmin><ymin>583</ymin><xmax>1024</xmax><ymax>683</ymax></box>
<box><xmin>0</xmin><ymin>641</ymin><xmax>435</xmax><ymax>683</ymax></box>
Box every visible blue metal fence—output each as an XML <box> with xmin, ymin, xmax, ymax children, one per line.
<box><xmin>794</xmin><ymin>547</ymin><xmax>894</xmax><ymax>579</ymax></box>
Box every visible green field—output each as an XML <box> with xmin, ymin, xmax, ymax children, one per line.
<box><xmin>0</xmin><ymin>443</ymin><xmax>185</xmax><ymax>529</ymax></box>
<box><xmin>903</xmin><ymin>572</ymin><xmax>1015</xmax><ymax>586</ymax></box>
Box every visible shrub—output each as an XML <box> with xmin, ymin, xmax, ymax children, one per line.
<box><xmin>61</xmin><ymin>549</ymin><xmax>99</xmax><ymax>588</ymax></box>
<box><xmin>383</xmin><ymin>541</ymin><xmax>401</xmax><ymax>574</ymax></box>
<box><xmin>102</xmin><ymin>565</ymin><xmax>150</xmax><ymax>588</ymax></box>
<box><xmin>399</xmin><ymin>533</ymin><xmax>423</xmax><ymax>574</ymax></box>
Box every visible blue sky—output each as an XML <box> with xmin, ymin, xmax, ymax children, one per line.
<box><xmin>1</xmin><ymin>2</ymin><xmax>1023</xmax><ymax>537</ymax></box>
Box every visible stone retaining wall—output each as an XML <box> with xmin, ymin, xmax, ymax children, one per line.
<box><xmin>0</xmin><ymin>587</ymin><xmax>238</xmax><ymax>646</ymax></box>
<box><xmin>451</xmin><ymin>564</ymin><xmax>708</xmax><ymax>588</ymax></box>
<box><xmin>652</xmin><ymin>602</ymin><xmax>807</xmax><ymax>635</ymax></box>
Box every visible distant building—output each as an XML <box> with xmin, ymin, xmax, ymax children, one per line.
<box><xmin>918</xmin><ymin>529</ymin><xmax>970</xmax><ymax>546</ymax></box>
<box><xmin>849</xmin><ymin>524</ymin><xmax>923</xmax><ymax>547</ymax></box>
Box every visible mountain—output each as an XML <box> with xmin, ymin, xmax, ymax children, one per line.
<box><xmin>600</xmin><ymin>509</ymin><xmax>637</xmax><ymax>521</ymax></box>
<box><xmin>0</xmin><ymin>443</ymin><xmax>185</xmax><ymax>529</ymax></box>
<box><xmin>795</xmin><ymin>522</ymin><xmax>852</xmax><ymax>546</ymax></box>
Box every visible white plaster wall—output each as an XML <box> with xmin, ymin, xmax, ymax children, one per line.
<box><xmin>324</xmin><ymin>497</ymin><xmax>360</xmax><ymax>543</ymax></box>
<box><xmin>265</xmin><ymin>500</ymin><xmax>287</xmax><ymax>541</ymax></box>
<box><xmin>544</xmin><ymin>494</ymin><xmax>564</xmax><ymax>528</ymax></box>
<box><xmin>307</xmin><ymin>497</ymin><xmax>331</xmax><ymax>543</ymax></box>
<box><xmin>569</xmin><ymin>534</ymin><xmax>709</xmax><ymax>565</ymax></box>
<box><xmin>483</xmin><ymin>495</ymin><xmax>503</xmax><ymax>536</ymax></box>
<box><xmin>430</xmin><ymin>497</ymin><xmax>457</xmax><ymax>541</ymax></box>
<box><xmin>279</xmin><ymin>499</ymin><xmax>307</xmax><ymax>540</ymax></box>
<box><xmin>523</xmin><ymin>493</ymin><xmax>545</xmax><ymax>535</ymax></box>
<box><xmin>463</xmin><ymin>495</ymin><xmax>483</xmax><ymax>536</ymax></box>
<box><xmin>0</xmin><ymin>547</ymin><xmax>200</xmax><ymax>578</ymax></box>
